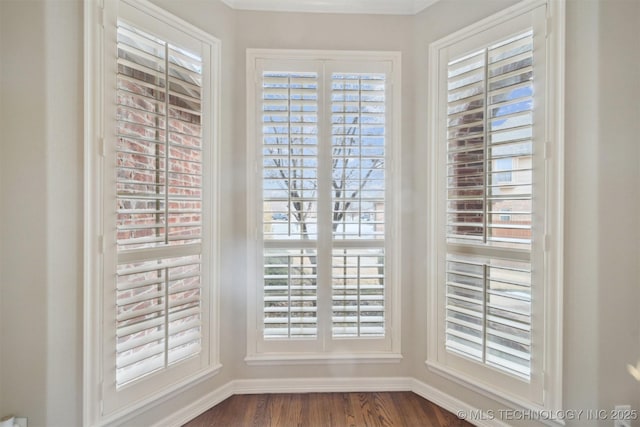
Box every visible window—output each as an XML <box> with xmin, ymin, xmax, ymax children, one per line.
<box><xmin>494</xmin><ymin>157</ymin><xmax>514</xmax><ymax>183</ymax></box>
<box><xmin>427</xmin><ymin>0</ymin><xmax>563</xmax><ymax>410</ymax></box>
<box><xmin>84</xmin><ymin>0</ymin><xmax>221</xmax><ymax>422</ymax></box>
<box><xmin>247</xmin><ymin>50</ymin><xmax>401</xmax><ymax>360</ymax></box>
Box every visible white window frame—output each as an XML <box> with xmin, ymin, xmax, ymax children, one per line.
<box><xmin>83</xmin><ymin>0</ymin><xmax>221</xmax><ymax>424</ymax></box>
<box><xmin>426</xmin><ymin>0</ymin><xmax>564</xmax><ymax>414</ymax></box>
<box><xmin>246</xmin><ymin>49</ymin><xmax>402</xmax><ymax>364</ymax></box>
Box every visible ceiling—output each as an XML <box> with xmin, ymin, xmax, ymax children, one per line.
<box><xmin>220</xmin><ymin>0</ymin><xmax>440</xmax><ymax>15</ymax></box>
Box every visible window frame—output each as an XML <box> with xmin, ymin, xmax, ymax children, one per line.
<box><xmin>83</xmin><ymin>0</ymin><xmax>222</xmax><ymax>424</ymax></box>
<box><xmin>425</xmin><ymin>0</ymin><xmax>564</xmax><ymax>413</ymax></box>
<box><xmin>246</xmin><ymin>49</ymin><xmax>402</xmax><ymax>364</ymax></box>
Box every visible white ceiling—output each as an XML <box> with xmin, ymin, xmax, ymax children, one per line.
<box><xmin>221</xmin><ymin>0</ymin><xmax>440</xmax><ymax>15</ymax></box>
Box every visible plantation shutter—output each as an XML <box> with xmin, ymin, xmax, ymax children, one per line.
<box><xmin>445</xmin><ymin>30</ymin><xmax>535</xmax><ymax>379</ymax></box>
<box><xmin>262</xmin><ymin>71</ymin><xmax>320</xmax><ymax>339</ymax></box>
<box><xmin>330</xmin><ymin>73</ymin><xmax>386</xmax><ymax>338</ymax></box>
<box><xmin>93</xmin><ymin>0</ymin><xmax>220</xmax><ymax>420</ymax></box>
<box><xmin>255</xmin><ymin>56</ymin><xmax>397</xmax><ymax>355</ymax></box>
<box><xmin>111</xmin><ymin>10</ymin><xmax>209</xmax><ymax>392</ymax></box>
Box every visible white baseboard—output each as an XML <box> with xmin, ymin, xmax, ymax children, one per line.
<box><xmin>153</xmin><ymin>380</ymin><xmax>235</xmax><ymax>427</ymax></box>
<box><xmin>156</xmin><ymin>376</ymin><xmax>512</xmax><ymax>427</ymax></box>
<box><xmin>232</xmin><ymin>376</ymin><xmax>412</xmax><ymax>394</ymax></box>
<box><xmin>410</xmin><ymin>378</ymin><xmax>511</xmax><ymax>427</ymax></box>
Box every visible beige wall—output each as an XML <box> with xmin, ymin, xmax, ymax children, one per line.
<box><xmin>1</xmin><ymin>1</ymin><xmax>52</xmax><ymax>425</ymax></box>
<box><xmin>0</xmin><ymin>0</ymin><xmax>638</xmax><ymax>426</ymax></box>
<box><xmin>592</xmin><ymin>0</ymin><xmax>640</xmax><ymax>420</ymax></box>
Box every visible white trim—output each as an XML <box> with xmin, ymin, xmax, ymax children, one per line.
<box><xmin>220</xmin><ymin>0</ymin><xmax>439</xmax><ymax>15</ymax></box>
<box><xmin>247</xmin><ymin>48</ymin><xmax>402</xmax><ymax>63</ymax></box>
<box><xmin>425</xmin><ymin>0</ymin><xmax>564</xmax><ymax>414</ymax></box>
<box><xmin>83</xmin><ymin>0</ymin><xmax>104</xmax><ymax>424</ymax></box>
<box><xmin>152</xmin><ymin>380</ymin><xmax>235</xmax><ymax>427</ymax></box>
<box><xmin>410</xmin><ymin>378</ymin><xmax>511</xmax><ymax>427</ymax></box>
<box><xmin>244</xmin><ymin>352</ymin><xmax>403</xmax><ymax>366</ymax></box>
<box><xmin>232</xmin><ymin>376</ymin><xmax>411</xmax><ymax>394</ymax></box>
<box><xmin>153</xmin><ymin>376</ymin><xmax>512</xmax><ymax>427</ymax></box>
<box><xmin>544</xmin><ymin>0</ymin><xmax>565</xmax><ymax>414</ymax></box>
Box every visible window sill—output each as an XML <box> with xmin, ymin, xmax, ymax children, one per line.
<box><xmin>245</xmin><ymin>353</ymin><xmax>403</xmax><ymax>366</ymax></box>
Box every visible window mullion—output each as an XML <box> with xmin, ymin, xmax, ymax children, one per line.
<box><xmin>162</xmin><ymin>41</ymin><xmax>170</xmax><ymax>370</ymax></box>
<box><xmin>482</xmin><ymin>48</ymin><xmax>489</xmax><ymax>245</ymax></box>
<box><xmin>316</xmin><ymin>62</ymin><xmax>333</xmax><ymax>348</ymax></box>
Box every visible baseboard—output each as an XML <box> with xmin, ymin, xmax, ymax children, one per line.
<box><xmin>232</xmin><ymin>376</ymin><xmax>412</xmax><ymax>394</ymax></box>
<box><xmin>156</xmin><ymin>376</ymin><xmax>512</xmax><ymax>427</ymax></box>
<box><xmin>410</xmin><ymin>378</ymin><xmax>511</xmax><ymax>427</ymax></box>
<box><xmin>152</xmin><ymin>380</ymin><xmax>235</xmax><ymax>427</ymax></box>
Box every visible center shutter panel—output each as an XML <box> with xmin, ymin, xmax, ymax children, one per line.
<box><xmin>262</xmin><ymin>71</ymin><xmax>319</xmax><ymax>339</ymax></box>
<box><xmin>115</xmin><ymin>21</ymin><xmax>204</xmax><ymax>387</ymax></box>
<box><xmin>330</xmin><ymin>73</ymin><xmax>386</xmax><ymax>338</ymax></box>
<box><xmin>444</xmin><ymin>30</ymin><xmax>534</xmax><ymax>380</ymax></box>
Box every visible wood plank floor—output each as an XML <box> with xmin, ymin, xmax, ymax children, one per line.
<box><xmin>183</xmin><ymin>392</ymin><xmax>473</xmax><ymax>427</ymax></box>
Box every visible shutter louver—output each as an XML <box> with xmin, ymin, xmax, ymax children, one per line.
<box><xmin>445</xmin><ymin>30</ymin><xmax>533</xmax><ymax>380</ymax></box>
<box><xmin>115</xmin><ymin>21</ymin><xmax>204</xmax><ymax>387</ymax></box>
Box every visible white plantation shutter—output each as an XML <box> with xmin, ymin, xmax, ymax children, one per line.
<box><xmin>115</xmin><ymin>19</ymin><xmax>205</xmax><ymax>387</ymax></box>
<box><xmin>262</xmin><ymin>70</ymin><xmax>320</xmax><ymax>339</ymax></box>
<box><xmin>92</xmin><ymin>0</ymin><xmax>220</xmax><ymax>418</ymax></box>
<box><xmin>427</xmin><ymin>2</ymin><xmax>560</xmax><ymax>407</ymax></box>
<box><xmin>330</xmin><ymin>73</ymin><xmax>386</xmax><ymax>338</ymax></box>
<box><xmin>251</xmin><ymin>53</ymin><xmax>399</xmax><ymax>356</ymax></box>
<box><xmin>444</xmin><ymin>30</ymin><xmax>534</xmax><ymax>379</ymax></box>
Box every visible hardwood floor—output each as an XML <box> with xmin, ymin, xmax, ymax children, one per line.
<box><xmin>183</xmin><ymin>392</ymin><xmax>473</xmax><ymax>427</ymax></box>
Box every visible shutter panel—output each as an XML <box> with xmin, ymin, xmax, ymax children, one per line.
<box><xmin>262</xmin><ymin>72</ymin><xmax>319</xmax><ymax>240</ymax></box>
<box><xmin>115</xmin><ymin>21</ymin><xmax>204</xmax><ymax>387</ymax></box>
<box><xmin>444</xmin><ymin>30</ymin><xmax>534</xmax><ymax>379</ymax></box>
<box><xmin>264</xmin><ymin>249</ymin><xmax>318</xmax><ymax>338</ymax></box>
<box><xmin>332</xmin><ymin>248</ymin><xmax>385</xmax><ymax>337</ymax></box>
<box><xmin>331</xmin><ymin>73</ymin><xmax>385</xmax><ymax>239</ymax></box>
<box><xmin>262</xmin><ymin>71</ymin><xmax>319</xmax><ymax>338</ymax></box>
<box><xmin>330</xmin><ymin>73</ymin><xmax>386</xmax><ymax>338</ymax></box>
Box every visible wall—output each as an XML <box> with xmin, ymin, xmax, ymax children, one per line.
<box><xmin>594</xmin><ymin>0</ymin><xmax>640</xmax><ymax>422</ymax></box>
<box><xmin>1</xmin><ymin>1</ymin><xmax>51</xmax><ymax>424</ymax></box>
<box><xmin>0</xmin><ymin>0</ymin><xmax>639</xmax><ymax>426</ymax></box>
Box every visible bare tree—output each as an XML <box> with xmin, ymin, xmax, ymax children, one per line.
<box><xmin>264</xmin><ymin>116</ymin><xmax>383</xmax><ymax>239</ymax></box>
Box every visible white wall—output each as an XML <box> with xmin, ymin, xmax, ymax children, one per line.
<box><xmin>0</xmin><ymin>0</ymin><xmax>638</xmax><ymax>426</ymax></box>
<box><xmin>1</xmin><ymin>1</ymin><xmax>51</xmax><ymax>424</ymax></box>
<box><xmin>592</xmin><ymin>0</ymin><xmax>640</xmax><ymax>420</ymax></box>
